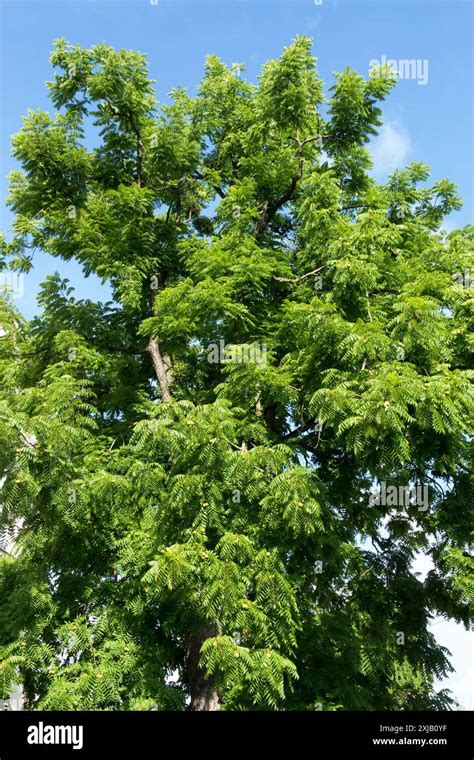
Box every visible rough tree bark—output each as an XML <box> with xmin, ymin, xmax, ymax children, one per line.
<box><xmin>186</xmin><ymin>624</ymin><xmax>220</xmax><ymax>711</ymax></box>
<box><xmin>147</xmin><ymin>335</ymin><xmax>173</xmax><ymax>402</ymax></box>
<box><xmin>148</xmin><ymin>284</ymin><xmax>173</xmax><ymax>403</ymax></box>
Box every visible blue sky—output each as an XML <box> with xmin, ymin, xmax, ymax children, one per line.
<box><xmin>1</xmin><ymin>0</ymin><xmax>473</xmax><ymax>317</ymax></box>
<box><xmin>0</xmin><ymin>0</ymin><xmax>473</xmax><ymax>707</ymax></box>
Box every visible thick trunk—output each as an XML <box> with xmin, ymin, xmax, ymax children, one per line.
<box><xmin>186</xmin><ymin>624</ymin><xmax>220</xmax><ymax>711</ymax></box>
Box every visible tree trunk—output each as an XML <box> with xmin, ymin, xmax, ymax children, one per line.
<box><xmin>186</xmin><ymin>624</ymin><xmax>220</xmax><ymax>711</ymax></box>
<box><xmin>147</xmin><ymin>335</ymin><xmax>173</xmax><ymax>402</ymax></box>
<box><xmin>148</xmin><ymin>283</ymin><xmax>173</xmax><ymax>403</ymax></box>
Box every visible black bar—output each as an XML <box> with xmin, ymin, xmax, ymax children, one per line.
<box><xmin>0</xmin><ymin>710</ymin><xmax>472</xmax><ymax>758</ymax></box>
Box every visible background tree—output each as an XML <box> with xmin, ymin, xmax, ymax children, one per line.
<box><xmin>0</xmin><ymin>37</ymin><xmax>472</xmax><ymax>710</ymax></box>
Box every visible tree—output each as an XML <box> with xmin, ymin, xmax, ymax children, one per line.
<box><xmin>0</xmin><ymin>37</ymin><xmax>472</xmax><ymax>711</ymax></box>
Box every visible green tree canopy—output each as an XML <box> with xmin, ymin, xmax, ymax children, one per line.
<box><xmin>0</xmin><ymin>37</ymin><xmax>472</xmax><ymax>710</ymax></box>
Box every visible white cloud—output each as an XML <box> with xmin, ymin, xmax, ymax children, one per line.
<box><xmin>370</xmin><ymin>121</ymin><xmax>412</xmax><ymax>178</ymax></box>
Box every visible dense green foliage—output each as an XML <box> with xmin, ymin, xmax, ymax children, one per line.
<box><xmin>0</xmin><ymin>37</ymin><xmax>472</xmax><ymax>710</ymax></box>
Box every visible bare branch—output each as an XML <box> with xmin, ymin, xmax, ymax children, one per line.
<box><xmin>273</xmin><ymin>265</ymin><xmax>326</xmax><ymax>284</ymax></box>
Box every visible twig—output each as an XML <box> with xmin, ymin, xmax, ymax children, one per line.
<box><xmin>273</xmin><ymin>265</ymin><xmax>326</xmax><ymax>284</ymax></box>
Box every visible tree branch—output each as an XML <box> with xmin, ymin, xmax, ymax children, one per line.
<box><xmin>147</xmin><ymin>288</ymin><xmax>173</xmax><ymax>402</ymax></box>
<box><xmin>253</xmin><ymin>131</ymin><xmax>337</xmax><ymax>238</ymax></box>
<box><xmin>147</xmin><ymin>336</ymin><xmax>173</xmax><ymax>402</ymax></box>
<box><xmin>192</xmin><ymin>171</ymin><xmax>227</xmax><ymax>199</ymax></box>
<box><xmin>273</xmin><ymin>265</ymin><xmax>326</xmax><ymax>284</ymax></box>
<box><xmin>127</xmin><ymin>110</ymin><xmax>143</xmax><ymax>187</ymax></box>
<box><xmin>109</xmin><ymin>103</ymin><xmax>143</xmax><ymax>186</ymax></box>
<box><xmin>282</xmin><ymin>418</ymin><xmax>316</xmax><ymax>440</ymax></box>
<box><xmin>254</xmin><ymin>133</ymin><xmax>314</xmax><ymax>239</ymax></box>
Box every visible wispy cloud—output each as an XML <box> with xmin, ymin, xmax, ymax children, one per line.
<box><xmin>370</xmin><ymin>121</ymin><xmax>412</xmax><ymax>178</ymax></box>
